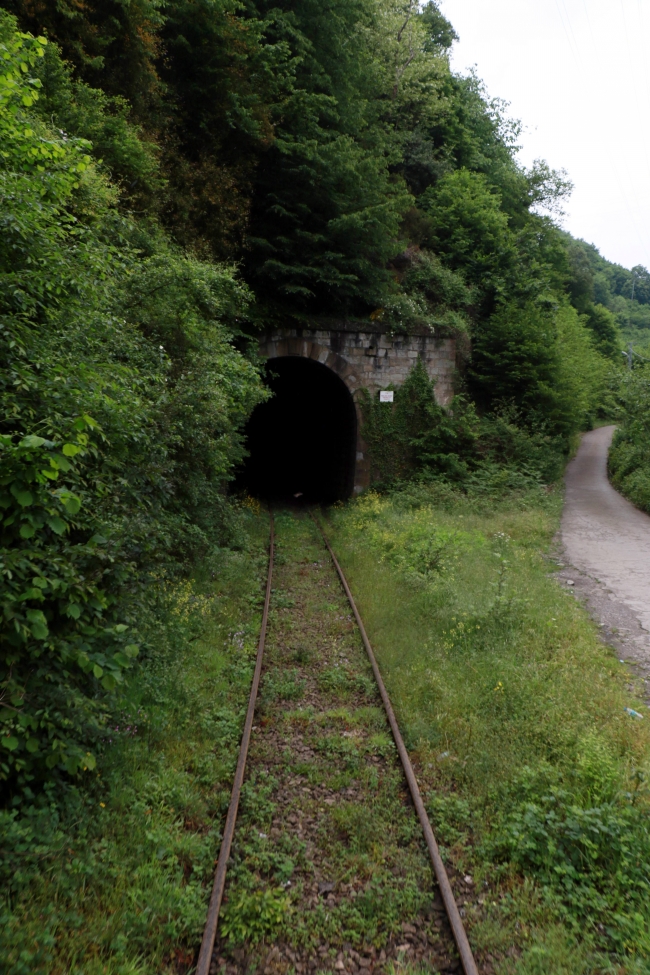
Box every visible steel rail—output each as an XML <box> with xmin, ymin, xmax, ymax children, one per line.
<box><xmin>196</xmin><ymin>510</ymin><xmax>275</xmax><ymax>975</ymax></box>
<box><xmin>311</xmin><ymin>511</ymin><xmax>479</xmax><ymax>975</ymax></box>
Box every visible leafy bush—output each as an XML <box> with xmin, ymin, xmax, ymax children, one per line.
<box><xmin>420</xmin><ymin>168</ymin><xmax>514</xmax><ymax>288</ymax></box>
<box><xmin>220</xmin><ymin>888</ymin><xmax>292</xmax><ymax>944</ymax></box>
<box><xmin>261</xmin><ymin>668</ymin><xmax>305</xmax><ymax>703</ymax></box>
<box><xmin>345</xmin><ymin>491</ymin><xmax>471</xmax><ymax>591</ymax></box>
<box><xmin>31</xmin><ymin>37</ymin><xmax>162</xmax><ymax>209</ymax></box>
<box><xmin>470</xmin><ymin>300</ymin><xmax>608</xmax><ymax>437</ymax></box>
<box><xmin>377</xmin><ymin>247</ymin><xmax>473</xmax><ymax>334</ymax></box>
<box><xmin>331</xmin><ymin>803</ymin><xmax>379</xmax><ymax>854</ymax></box>
<box><xmin>359</xmin><ymin>359</ymin><xmax>479</xmax><ymax>485</ymax></box>
<box><xmin>360</xmin><ymin>359</ymin><xmax>568</xmax><ymax>488</ymax></box>
<box><xmin>609</xmin><ymin>364</ymin><xmax>650</xmax><ymax>513</ymax></box>
<box><xmin>0</xmin><ymin>426</ymin><xmax>141</xmax><ymax>781</ymax></box>
<box><xmin>475</xmin><ymin>408</ymin><xmax>567</xmax><ymax>484</ymax></box>
<box><xmin>495</xmin><ymin>780</ymin><xmax>650</xmax><ymax>956</ymax></box>
<box><xmin>0</xmin><ymin>13</ymin><xmax>266</xmax><ymax>790</ymax></box>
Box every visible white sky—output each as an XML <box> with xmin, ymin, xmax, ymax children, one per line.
<box><xmin>439</xmin><ymin>0</ymin><xmax>650</xmax><ymax>271</ymax></box>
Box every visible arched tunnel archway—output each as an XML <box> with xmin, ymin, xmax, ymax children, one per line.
<box><xmin>237</xmin><ymin>356</ymin><xmax>357</xmax><ymax>503</ymax></box>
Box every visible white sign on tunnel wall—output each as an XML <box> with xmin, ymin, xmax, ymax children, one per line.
<box><xmin>379</xmin><ymin>390</ymin><xmax>394</xmax><ymax>403</ymax></box>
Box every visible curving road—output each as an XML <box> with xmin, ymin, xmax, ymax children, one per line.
<box><xmin>561</xmin><ymin>424</ymin><xmax>650</xmax><ymax>674</ymax></box>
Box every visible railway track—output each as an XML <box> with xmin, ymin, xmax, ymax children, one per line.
<box><xmin>196</xmin><ymin>508</ymin><xmax>479</xmax><ymax>975</ymax></box>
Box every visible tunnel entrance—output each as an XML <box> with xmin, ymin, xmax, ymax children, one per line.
<box><xmin>238</xmin><ymin>356</ymin><xmax>357</xmax><ymax>503</ymax></box>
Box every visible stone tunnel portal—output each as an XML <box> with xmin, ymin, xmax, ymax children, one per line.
<box><xmin>239</xmin><ymin>356</ymin><xmax>357</xmax><ymax>503</ymax></box>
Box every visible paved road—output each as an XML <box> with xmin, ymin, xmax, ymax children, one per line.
<box><xmin>561</xmin><ymin>425</ymin><xmax>650</xmax><ymax>672</ymax></box>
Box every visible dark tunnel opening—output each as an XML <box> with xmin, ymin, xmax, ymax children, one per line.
<box><xmin>237</xmin><ymin>356</ymin><xmax>357</xmax><ymax>503</ymax></box>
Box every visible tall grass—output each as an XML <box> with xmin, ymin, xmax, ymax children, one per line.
<box><xmin>329</xmin><ymin>487</ymin><xmax>650</xmax><ymax>972</ymax></box>
<box><xmin>0</xmin><ymin>509</ymin><xmax>270</xmax><ymax>975</ymax></box>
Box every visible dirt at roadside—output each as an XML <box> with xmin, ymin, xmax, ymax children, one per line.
<box><xmin>552</xmin><ymin>553</ymin><xmax>650</xmax><ymax>701</ymax></box>
<box><xmin>559</xmin><ymin>425</ymin><xmax>650</xmax><ymax>702</ymax></box>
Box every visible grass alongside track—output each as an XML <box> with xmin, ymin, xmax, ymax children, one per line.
<box><xmin>5</xmin><ymin>483</ymin><xmax>650</xmax><ymax>975</ymax></box>
<box><xmin>1</xmin><ymin>508</ymin><xmax>270</xmax><ymax>975</ymax></box>
<box><xmin>327</xmin><ymin>484</ymin><xmax>650</xmax><ymax>975</ymax></box>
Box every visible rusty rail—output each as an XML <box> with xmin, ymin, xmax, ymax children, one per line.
<box><xmin>196</xmin><ymin>511</ymin><xmax>275</xmax><ymax>975</ymax></box>
<box><xmin>311</xmin><ymin>511</ymin><xmax>479</xmax><ymax>975</ymax></box>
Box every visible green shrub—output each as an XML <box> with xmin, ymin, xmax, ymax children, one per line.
<box><xmin>220</xmin><ymin>888</ymin><xmax>292</xmax><ymax>945</ymax></box>
<box><xmin>261</xmin><ymin>668</ymin><xmax>305</xmax><ymax>703</ymax></box>
<box><xmin>495</xmin><ymin>783</ymin><xmax>650</xmax><ymax>956</ymax></box>
<box><xmin>360</xmin><ymin>360</ymin><xmax>571</xmax><ymax>489</ymax></box>
<box><xmin>609</xmin><ymin>365</ymin><xmax>650</xmax><ymax>514</ymax></box>
<box><xmin>359</xmin><ymin>359</ymin><xmax>479</xmax><ymax>485</ymax></box>
<box><xmin>0</xmin><ymin>13</ymin><xmax>266</xmax><ymax>790</ymax></box>
<box><xmin>470</xmin><ymin>300</ymin><xmax>608</xmax><ymax>438</ymax></box>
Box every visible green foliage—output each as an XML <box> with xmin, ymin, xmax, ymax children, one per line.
<box><xmin>420</xmin><ymin>168</ymin><xmax>514</xmax><ymax>288</ymax></box>
<box><xmin>360</xmin><ymin>359</ymin><xmax>479</xmax><ymax>484</ymax></box>
<box><xmin>158</xmin><ymin>0</ymin><xmax>274</xmax><ymax>257</ymax></box>
<box><xmin>261</xmin><ymin>667</ymin><xmax>305</xmax><ymax>703</ymax></box>
<box><xmin>243</xmin><ymin>0</ymin><xmax>414</xmax><ymax>312</ymax></box>
<box><xmin>420</xmin><ymin>1</ymin><xmax>457</xmax><ymax>51</ymax></box>
<box><xmin>31</xmin><ymin>39</ymin><xmax>162</xmax><ymax>208</ymax></box>
<box><xmin>0</xmin><ymin>425</ymin><xmax>140</xmax><ymax>781</ymax></box>
<box><xmin>318</xmin><ymin>667</ymin><xmax>352</xmax><ymax>694</ymax></box>
<box><xmin>564</xmin><ymin>236</ymin><xmax>638</xmax><ymax>346</ymax></box>
<box><xmin>348</xmin><ymin>498</ymin><xmax>464</xmax><ymax>586</ymax></box>
<box><xmin>1</xmin><ymin>0</ymin><xmax>164</xmax><ymax>114</ymax></box>
<box><xmin>470</xmin><ymin>300</ymin><xmax>608</xmax><ymax>437</ymax></box>
<box><xmin>360</xmin><ymin>359</ymin><xmax>573</xmax><ymax>487</ymax></box>
<box><xmin>508</xmin><ymin>927</ymin><xmax>599</xmax><ymax>975</ymax></box>
<box><xmin>0</xmin><ymin>0</ymin><xmax>634</xmax><ymax>371</ymax></box>
<box><xmin>470</xmin><ymin>302</ymin><xmax>558</xmax><ymax>413</ymax></box>
<box><xmin>584</xmin><ymin>302</ymin><xmax>620</xmax><ymax>358</ymax></box>
<box><xmin>331</xmin><ymin>802</ymin><xmax>378</xmax><ymax>854</ymax></box>
<box><xmin>609</xmin><ymin>364</ymin><xmax>650</xmax><ymax>514</ymax></box>
<box><xmin>220</xmin><ymin>888</ymin><xmax>292</xmax><ymax>944</ymax></box>
<box><xmin>0</xmin><ymin>11</ymin><xmax>266</xmax><ymax>789</ymax></box>
<box><xmin>0</xmin><ymin>518</ymin><xmax>270</xmax><ymax>973</ymax></box>
<box><xmin>329</xmin><ymin>485</ymin><xmax>650</xmax><ymax>964</ymax></box>
<box><xmin>377</xmin><ymin>246</ymin><xmax>473</xmax><ymax>334</ymax></box>
<box><xmin>495</xmin><ymin>777</ymin><xmax>650</xmax><ymax>957</ymax></box>
<box><xmin>108</xmin><ymin>250</ymin><xmax>268</xmax><ymax>551</ymax></box>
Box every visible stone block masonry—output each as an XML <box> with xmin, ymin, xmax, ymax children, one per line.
<box><xmin>258</xmin><ymin>322</ymin><xmax>456</xmax><ymax>493</ymax></box>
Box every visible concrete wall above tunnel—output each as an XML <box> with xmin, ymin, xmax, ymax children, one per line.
<box><xmin>258</xmin><ymin>323</ymin><xmax>456</xmax><ymax>494</ymax></box>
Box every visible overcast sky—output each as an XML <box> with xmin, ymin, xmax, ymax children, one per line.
<box><xmin>439</xmin><ymin>0</ymin><xmax>650</xmax><ymax>271</ymax></box>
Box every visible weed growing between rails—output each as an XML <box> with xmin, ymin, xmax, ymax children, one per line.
<box><xmin>0</xmin><ymin>508</ymin><xmax>270</xmax><ymax>975</ymax></box>
<box><xmin>211</xmin><ymin>510</ymin><xmax>462</xmax><ymax>975</ymax></box>
<box><xmin>328</xmin><ymin>488</ymin><xmax>650</xmax><ymax>974</ymax></box>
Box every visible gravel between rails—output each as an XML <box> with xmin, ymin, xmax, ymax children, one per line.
<box><xmin>208</xmin><ymin>509</ymin><xmax>463</xmax><ymax>975</ymax></box>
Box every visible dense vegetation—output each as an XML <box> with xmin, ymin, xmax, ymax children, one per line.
<box><xmin>565</xmin><ymin>237</ymin><xmax>650</xmax><ymax>343</ymax></box>
<box><xmin>609</xmin><ymin>351</ymin><xmax>650</xmax><ymax>513</ymax></box>
<box><xmin>330</xmin><ymin>487</ymin><xmax>650</xmax><ymax>971</ymax></box>
<box><xmin>0</xmin><ymin>13</ymin><xmax>268</xmax><ymax>793</ymax></box>
<box><xmin>1</xmin><ymin>0</ymin><xmax>646</xmax><ymax>971</ymax></box>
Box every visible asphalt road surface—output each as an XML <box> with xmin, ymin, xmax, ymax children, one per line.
<box><xmin>561</xmin><ymin>425</ymin><xmax>650</xmax><ymax>677</ymax></box>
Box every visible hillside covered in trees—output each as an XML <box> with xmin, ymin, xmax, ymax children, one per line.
<box><xmin>0</xmin><ymin>0</ymin><xmax>632</xmax><ymax>824</ymax></box>
<box><xmin>0</xmin><ymin>0</ymin><xmax>633</xmax><ymax>830</ymax></box>
<box><xmin>2</xmin><ymin>2</ymin><xmax>647</xmax><ymax>971</ymax></box>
